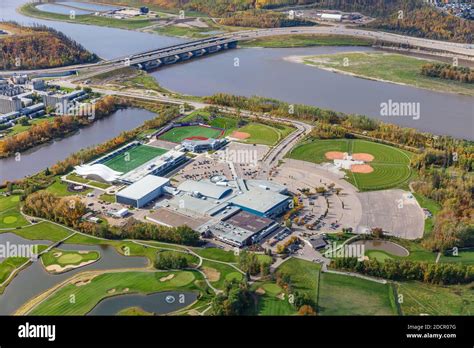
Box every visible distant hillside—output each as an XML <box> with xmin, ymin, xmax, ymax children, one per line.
<box><xmin>368</xmin><ymin>7</ymin><xmax>474</xmax><ymax>44</ymax></box>
<box><xmin>95</xmin><ymin>0</ymin><xmax>424</xmax><ymax>17</ymax></box>
<box><xmin>88</xmin><ymin>0</ymin><xmax>472</xmax><ymax>42</ymax></box>
<box><xmin>0</xmin><ymin>22</ymin><xmax>98</xmax><ymax>70</ymax></box>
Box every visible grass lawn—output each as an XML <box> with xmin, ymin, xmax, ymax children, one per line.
<box><xmin>288</xmin><ymin>138</ymin><xmax>413</xmax><ymax>191</ymax></box>
<box><xmin>41</xmin><ymin>249</ymin><xmax>100</xmax><ymax>268</ymax></box>
<box><xmin>318</xmin><ymin>272</ymin><xmax>397</xmax><ymax>315</ymax></box>
<box><xmin>201</xmin><ymin>260</ymin><xmax>242</xmax><ymax>290</ymax></box>
<box><xmin>44</xmin><ymin>178</ymin><xmax>93</xmax><ymax>197</ymax></box>
<box><xmin>439</xmin><ymin>249</ymin><xmax>474</xmax><ymax>265</ymax></box>
<box><xmin>65</xmin><ymin>174</ymin><xmax>89</xmax><ymax>184</ymax></box>
<box><xmin>276</xmin><ymin>258</ymin><xmax>321</xmax><ymax>300</ymax></box>
<box><xmin>0</xmin><ymin>257</ymin><xmax>28</xmax><ymax>284</ymax></box>
<box><xmin>241</xmin><ymin>34</ymin><xmax>373</xmax><ymax>48</ymax></box>
<box><xmin>397</xmin><ymin>281</ymin><xmax>474</xmax><ymax>315</ymax></box>
<box><xmin>29</xmin><ymin>270</ymin><xmax>199</xmax><ymax>315</ymax></box>
<box><xmin>366</xmin><ymin>250</ymin><xmax>395</xmax><ymax>262</ymax></box>
<box><xmin>117</xmin><ymin>306</ymin><xmax>153</xmax><ymax>316</ymax></box>
<box><xmin>413</xmin><ymin>193</ymin><xmax>441</xmax><ymax>236</ymax></box>
<box><xmin>4</xmin><ymin>221</ymin><xmax>72</xmax><ymax>242</ymax></box>
<box><xmin>191</xmin><ymin>247</ymin><xmax>238</xmax><ymax>263</ymax></box>
<box><xmin>395</xmin><ymin>239</ymin><xmax>437</xmax><ymax>263</ymax></box>
<box><xmin>99</xmin><ymin>193</ymin><xmax>116</xmax><ymax>204</ymax></box>
<box><xmin>252</xmin><ymin>281</ymin><xmax>297</xmax><ymax>315</ymax></box>
<box><xmin>0</xmin><ymin>195</ymin><xmax>21</xmax><ymax>212</ymax></box>
<box><xmin>159</xmin><ymin>125</ymin><xmax>223</xmax><ymax>143</ymax></box>
<box><xmin>238</xmin><ymin>122</ymin><xmax>288</xmax><ymax>146</ymax></box>
<box><xmin>303</xmin><ymin>52</ymin><xmax>474</xmax><ymax>96</ymax></box>
<box><xmin>0</xmin><ymin>209</ymin><xmax>29</xmax><ymax>229</ymax></box>
<box><xmin>103</xmin><ymin>144</ymin><xmax>167</xmax><ymax>173</ymax></box>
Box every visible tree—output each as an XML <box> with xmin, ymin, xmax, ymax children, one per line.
<box><xmin>371</xmin><ymin>227</ymin><xmax>384</xmax><ymax>239</ymax></box>
<box><xmin>298</xmin><ymin>305</ymin><xmax>317</xmax><ymax>316</ymax></box>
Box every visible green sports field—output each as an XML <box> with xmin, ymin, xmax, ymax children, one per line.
<box><xmin>288</xmin><ymin>138</ymin><xmax>413</xmax><ymax>191</ymax></box>
<box><xmin>238</xmin><ymin>122</ymin><xmax>294</xmax><ymax>146</ymax></box>
<box><xmin>158</xmin><ymin>125</ymin><xmax>223</xmax><ymax>143</ymax></box>
<box><xmin>318</xmin><ymin>272</ymin><xmax>397</xmax><ymax>315</ymax></box>
<box><xmin>103</xmin><ymin>145</ymin><xmax>168</xmax><ymax>173</ymax></box>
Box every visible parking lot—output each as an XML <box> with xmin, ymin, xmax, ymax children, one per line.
<box><xmin>172</xmin><ymin>155</ymin><xmax>234</xmax><ymax>184</ymax></box>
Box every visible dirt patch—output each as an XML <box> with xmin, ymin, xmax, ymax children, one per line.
<box><xmin>255</xmin><ymin>287</ymin><xmax>266</xmax><ymax>295</ymax></box>
<box><xmin>352</xmin><ymin>153</ymin><xmax>374</xmax><ymax>162</ymax></box>
<box><xmin>188</xmin><ymin>309</ymin><xmax>201</xmax><ymax>316</ymax></box>
<box><xmin>351</xmin><ymin>164</ymin><xmax>374</xmax><ymax>173</ymax></box>
<box><xmin>231</xmin><ymin>131</ymin><xmax>251</xmax><ymax>140</ymax></box>
<box><xmin>73</xmin><ymin>274</ymin><xmax>99</xmax><ymax>287</ymax></box>
<box><xmin>186</xmin><ymin>136</ymin><xmax>209</xmax><ymax>141</ymax></box>
<box><xmin>325</xmin><ymin>151</ymin><xmax>345</xmax><ymax>160</ymax></box>
<box><xmin>202</xmin><ymin>266</ymin><xmax>220</xmax><ymax>282</ymax></box>
<box><xmin>160</xmin><ymin>274</ymin><xmax>175</xmax><ymax>282</ymax></box>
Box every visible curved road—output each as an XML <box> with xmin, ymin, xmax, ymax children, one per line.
<box><xmin>2</xmin><ymin>24</ymin><xmax>472</xmax><ymax>77</ymax></box>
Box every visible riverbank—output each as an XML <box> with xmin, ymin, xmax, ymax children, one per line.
<box><xmin>240</xmin><ymin>34</ymin><xmax>374</xmax><ymax>48</ymax></box>
<box><xmin>18</xmin><ymin>3</ymin><xmax>155</xmax><ymax>30</ymax></box>
<box><xmin>285</xmin><ymin>52</ymin><xmax>474</xmax><ymax>96</ymax></box>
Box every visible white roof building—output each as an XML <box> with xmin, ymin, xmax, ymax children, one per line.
<box><xmin>74</xmin><ymin>164</ymin><xmax>123</xmax><ymax>183</ymax></box>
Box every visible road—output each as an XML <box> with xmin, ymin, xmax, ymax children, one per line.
<box><xmin>2</xmin><ymin>24</ymin><xmax>472</xmax><ymax>77</ymax></box>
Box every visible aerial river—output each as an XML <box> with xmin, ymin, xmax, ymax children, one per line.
<box><xmin>0</xmin><ymin>0</ymin><xmax>473</xmax><ymax>183</ymax></box>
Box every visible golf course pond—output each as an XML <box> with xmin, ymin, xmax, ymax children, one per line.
<box><xmin>0</xmin><ymin>234</ymin><xmax>148</xmax><ymax>315</ymax></box>
<box><xmin>352</xmin><ymin>240</ymin><xmax>409</xmax><ymax>258</ymax></box>
<box><xmin>87</xmin><ymin>291</ymin><xmax>198</xmax><ymax>316</ymax></box>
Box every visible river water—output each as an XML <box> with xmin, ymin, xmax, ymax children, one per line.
<box><xmin>0</xmin><ymin>0</ymin><xmax>472</xmax><ymax>184</ymax></box>
<box><xmin>0</xmin><ymin>108</ymin><xmax>158</xmax><ymax>182</ymax></box>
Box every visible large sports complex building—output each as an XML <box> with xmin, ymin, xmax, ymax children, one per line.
<box><xmin>71</xmin><ymin>124</ymin><xmax>294</xmax><ymax>246</ymax></box>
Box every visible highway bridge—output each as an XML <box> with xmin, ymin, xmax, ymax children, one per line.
<box><xmin>1</xmin><ymin>25</ymin><xmax>473</xmax><ymax>78</ymax></box>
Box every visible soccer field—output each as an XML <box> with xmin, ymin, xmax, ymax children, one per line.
<box><xmin>103</xmin><ymin>145</ymin><xmax>168</xmax><ymax>173</ymax></box>
<box><xmin>159</xmin><ymin>125</ymin><xmax>223</xmax><ymax>143</ymax></box>
<box><xmin>288</xmin><ymin>138</ymin><xmax>413</xmax><ymax>191</ymax></box>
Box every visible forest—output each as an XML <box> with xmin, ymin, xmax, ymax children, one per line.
<box><xmin>219</xmin><ymin>9</ymin><xmax>315</xmax><ymax>27</ymax></box>
<box><xmin>368</xmin><ymin>7</ymin><xmax>474</xmax><ymax>43</ymax></box>
<box><xmin>204</xmin><ymin>93</ymin><xmax>473</xmax><ymax>253</ymax></box>
<box><xmin>0</xmin><ymin>95</ymin><xmax>118</xmax><ymax>158</ymax></box>
<box><xmin>421</xmin><ymin>63</ymin><xmax>474</xmax><ymax>84</ymax></box>
<box><xmin>332</xmin><ymin>257</ymin><xmax>474</xmax><ymax>285</ymax></box>
<box><xmin>23</xmin><ymin>190</ymin><xmax>201</xmax><ymax>246</ymax></box>
<box><xmin>0</xmin><ymin>22</ymin><xmax>97</xmax><ymax>70</ymax></box>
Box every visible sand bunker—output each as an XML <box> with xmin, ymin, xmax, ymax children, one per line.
<box><xmin>73</xmin><ymin>274</ymin><xmax>99</xmax><ymax>287</ymax></box>
<box><xmin>325</xmin><ymin>151</ymin><xmax>345</xmax><ymax>160</ymax></box>
<box><xmin>255</xmin><ymin>287</ymin><xmax>266</xmax><ymax>295</ymax></box>
<box><xmin>107</xmin><ymin>288</ymin><xmax>116</xmax><ymax>294</ymax></box>
<box><xmin>202</xmin><ymin>266</ymin><xmax>220</xmax><ymax>282</ymax></box>
<box><xmin>231</xmin><ymin>131</ymin><xmax>251</xmax><ymax>140</ymax></box>
<box><xmin>352</xmin><ymin>153</ymin><xmax>375</xmax><ymax>162</ymax></box>
<box><xmin>53</xmin><ymin>252</ymin><xmax>62</xmax><ymax>258</ymax></box>
<box><xmin>276</xmin><ymin>293</ymin><xmax>285</xmax><ymax>300</ymax></box>
<box><xmin>351</xmin><ymin>164</ymin><xmax>374</xmax><ymax>173</ymax></box>
<box><xmin>160</xmin><ymin>274</ymin><xmax>175</xmax><ymax>282</ymax></box>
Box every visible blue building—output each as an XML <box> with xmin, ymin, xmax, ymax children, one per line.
<box><xmin>116</xmin><ymin>175</ymin><xmax>169</xmax><ymax>208</ymax></box>
<box><xmin>229</xmin><ymin>190</ymin><xmax>292</xmax><ymax>218</ymax></box>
